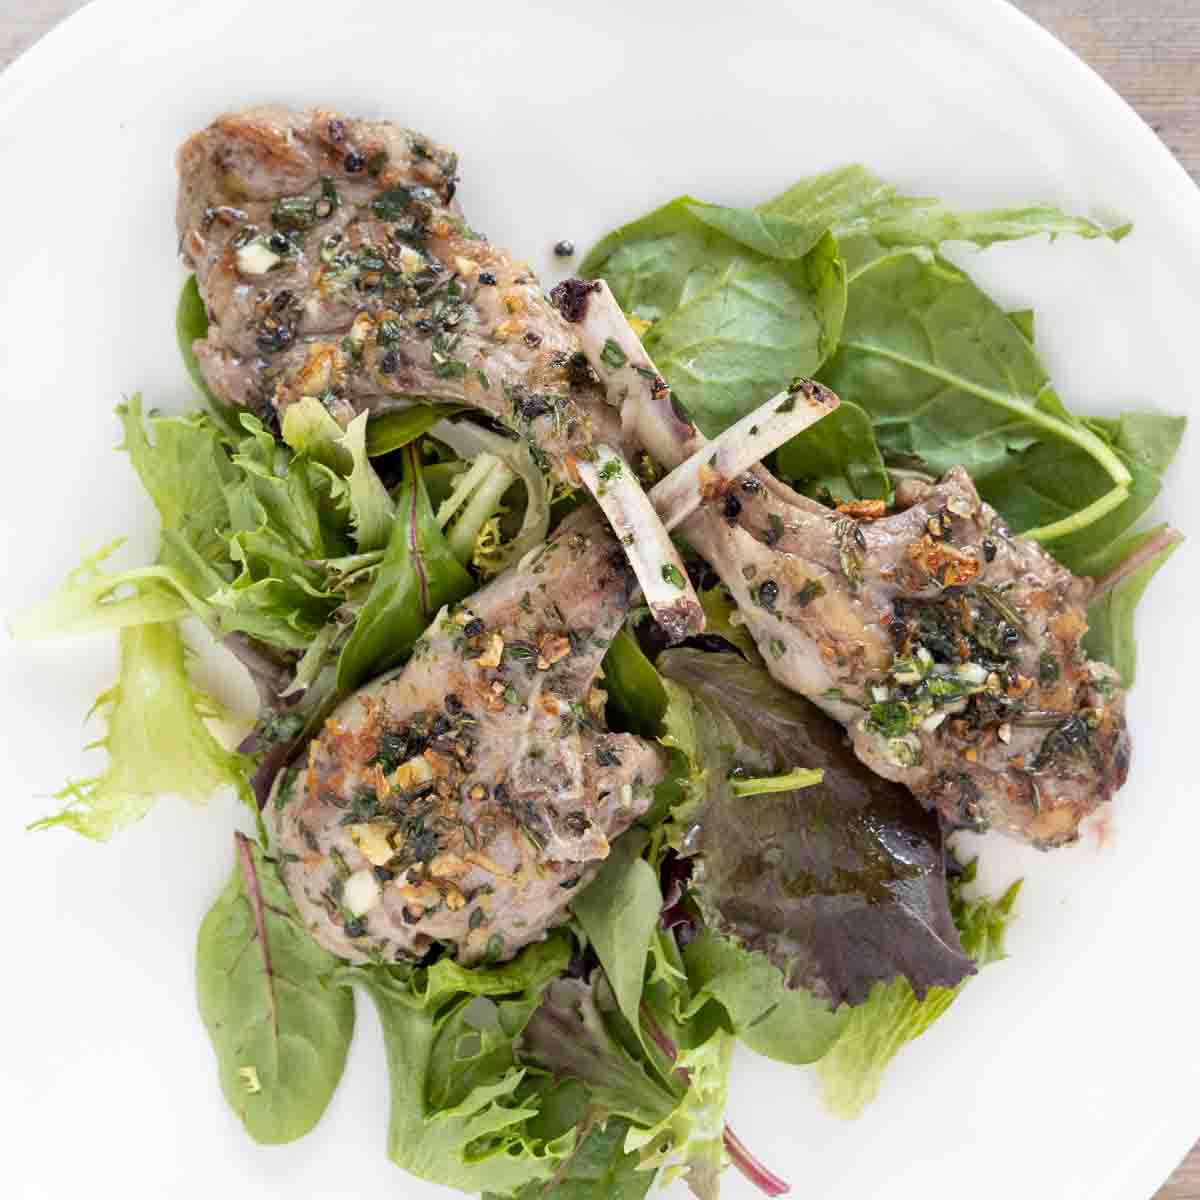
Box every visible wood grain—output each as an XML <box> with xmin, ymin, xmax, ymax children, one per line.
<box><xmin>1</xmin><ymin>0</ymin><xmax>1197</xmax><ymax>1195</ymax></box>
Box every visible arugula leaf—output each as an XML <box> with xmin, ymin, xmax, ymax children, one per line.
<box><xmin>29</xmin><ymin>621</ymin><xmax>250</xmax><ymax>839</ymax></box>
<box><xmin>336</xmin><ymin>444</ymin><xmax>474</xmax><ymax>691</ymax></box>
<box><xmin>681</xmin><ymin>928</ymin><xmax>846</xmax><ymax>1065</ymax></box>
<box><xmin>196</xmin><ymin>833</ymin><xmax>355</xmax><ymax>1143</ymax></box>
<box><xmin>1083</xmin><ymin>524</ymin><xmax>1183</xmax><ymax>685</ymax></box>
<box><xmin>817</xmin><ymin>249</ymin><xmax>1132</xmax><ymax>506</ymax></box>
<box><xmin>335</xmin><ymin>935</ymin><xmax>573</xmax><ymax>1194</ymax></box>
<box><xmin>582</xmin><ymin>197</ymin><xmax>846</xmax><ymax>436</ymax></box>
<box><xmin>571</xmin><ymin>830</ymin><xmax>662</xmax><ymax>1032</ymax></box>
<box><xmin>980</xmin><ymin>411</ymin><xmax>1186</xmax><ymax>571</ymax></box>
<box><xmin>659</xmin><ymin>648</ymin><xmax>972</xmax><ymax>1005</ymax></box>
<box><xmin>816</xmin><ymin>862</ymin><xmax>1020</xmax><ymax>1119</ymax></box>
<box><xmin>760</xmin><ymin>163</ymin><xmax>1129</xmax><ymax>249</ymax></box>
<box><xmin>492</xmin><ymin>1118</ymin><xmax>654</xmax><ymax>1200</ymax></box>
<box><xmin>775</xmin><ymin>397</ymin><xmax>890</xmax><ymax>502</ymax></box>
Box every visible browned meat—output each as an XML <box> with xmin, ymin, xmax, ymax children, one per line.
<box><xmin>693</xmin><ymin>467</ymin><xmax>1129</xmax><ymax>848</ymax></box>
<box><xmin>271</xmin><ymin>509</ymin><xmax>666</xmax><ymax>964</ymax></box>
<box><xmin>561</xmin><ymin>282</ymin><xmax>1130</xmax><ymax>848</ymax></box>
<box><xmin>177</xmin><ymin>105</ymin><xmax>704</xmax><ymax>642</ymax></box>
<box><xmin>177</xmin><ymin>105</ymin><xmax>619</xmax><ymax>468</ymax></box>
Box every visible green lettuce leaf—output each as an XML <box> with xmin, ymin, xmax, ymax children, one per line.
<box><xmin>571</xmin><ymin>830</ymin><xmax>662</xmax><ymax>1032</ymax></box>
<box><xmin>519</xmin><ymin>971</ymin><xmax>731</xmax><ymax>1200</ymax></box>
<box><xmin>816</xmin><ymin>860</ymin><xmax>1020</xmax><ymax>1119</ymax></box>
<box><xmin>336</xmin><ymin>443</ymin><xmax>474</xmax><ymax>691</ymax></box>
<box><xmin>366</xmin><ymin>403</ymin><xmax>467</xmax><ymax>456</ymax></box>
<box><xmin>581</xmin><ymin>197</ymin><xmax>846</xmax><ymax>435</ymax></box>
<box><xmin>196</xmin><ymin>833</ymin><xmax>355</xmax><ymax>1143</ymax></box>
<box><xmin>490</xmin><ymin>1118</ymin><xmax>654</xmax><ymax>1200</ymax></box>
<box><xmin>280</xmin><ymin>395</ymin><xmax>353</xmax><ymax>473</ymax></box>
<box><xmin>8</xmin><ymin>540</ymin><xmax>201</xmax><ymax>639</ymax></box>
<box><xmin>334</xmin><ymin>934</ymin><xmax>574</xmax><ymax>1195</ymax></box>
<box><xmin>601</xmin><ymin>628</ymin><xmax>669</xmax><ymax>739</ymax></box>
<box><xmin>29</xmin><ymin>620</ymin><xmax>251</xmax><ymax>840</ymax></box>
<box><xmin>119</xmin><ymin>394</ymin><xmax>238</xmax><ymax>597</ymax></box>
<box><xmin>336</xmin><ymin>412</ymin><xmax>395</xmax><ymax>551</ymax></box>
<box><xmin>681</xmin><ymin>928</ymin><xmax>846</xmax><ymax>1066</ymax></box>
<box><xmin>760</xmin><ymin>163</ymin><xmax>1129</xmax><ymax>249</ymax></box>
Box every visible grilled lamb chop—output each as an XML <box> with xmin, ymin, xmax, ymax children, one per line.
<box><xmin>561</xmin><ymin>282</ymin><xmax>1130</xmax><ymax>848</ymax></box>
<box><xmin>177</xmin><ymin>105</ymin><xmax>702</xmax><ymax>640</ymax></box>
<box><xmin>271</xmin><ymin>508</ymin><xmax>666</xmax><ymax>965</ymax></box>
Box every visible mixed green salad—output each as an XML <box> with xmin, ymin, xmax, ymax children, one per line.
<box><xmin>13</xmin><ymin>165</ymin><xmax>1184</xmax><ymax>1198</ymax></box>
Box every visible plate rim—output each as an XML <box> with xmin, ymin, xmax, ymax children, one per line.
<box><xmin>2</xmin><ymin>1</ymin><xmax>1198</xmax><ymax>1196</ymax></box>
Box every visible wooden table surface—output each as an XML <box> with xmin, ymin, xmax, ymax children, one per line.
<box><xmin>1</xmin><ymin>0</ymin><xmax>1197</xmax><ymax>1195</ymax></box>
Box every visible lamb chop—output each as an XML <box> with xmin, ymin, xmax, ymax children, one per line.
<box><xmin>272</xmin><ymin>508</ymin><xmax>666</xmax><ymax>965</ymax></box>
<box><xmin>559</xmin><ymin>281</ymin><xmax>1131</xmax><ymax>848</ymax></box>
<box><xmin>177</xmin><ymin>105</ymin><xmax>705</xmax><ymax>641</ymax></box>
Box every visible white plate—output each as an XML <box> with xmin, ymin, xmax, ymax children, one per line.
<box><xmin>1</xmin><ymin>2</ymin><xmax>1198</xmax><ymax>1198</ymax></box>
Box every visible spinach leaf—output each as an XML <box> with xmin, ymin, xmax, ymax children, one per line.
<box><xmin>658</xmin><ymin>648</ymin><xmax>972</xmax><ymax>1006</ymax></box>
<box><xmin>336</xmin><ymin>443</ymin><xmax>474</xmax><ymax>691</ymax></box>
<box><xmin>775</xmin><ymin>397</ymin><xmax>890</xmax><ymax>502</ymax></box>
<box><xmin>761</xmin><ymin>163</ymin><xmax>1128</xmax><ymax>249</ymax></box>
<box><xmin>581</xmin><ymin>198</ymin><xmax>846</xmax><ymax>436</ymax></box>
<box><xmin>335</xmin><ymin>935</ymin><xmax>573</xmax><ymax>1194</ymax></box>
<box><xmin>1083</xmin><ymin>524</ymin><xmax>1182</xmax><ymax>685</ymax></box>
<box><xmin>980</xmin><ymin>411</ymin><xmax>1186</xmax><ymax>572</ymax></box>
<box><xmin>817</xmin><ymin>249</ymin><xmax>1131</xmax><ymax>505</ymax></box>
<box><xmin>28</xmin><ymin>621</ymin><xmax>251</xmax><ymax>840</ymax></box>
<box><xmin>196</xmin><ymin>833</ymin><xmax>354</xmax><ymax>1143</ymax></box>
<box><xmin>571</xmin><ymin>829</ymin><xmax>662</xmax><ymax>1031</ymax></box>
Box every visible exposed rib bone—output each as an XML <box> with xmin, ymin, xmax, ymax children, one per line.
<box><xmin>576</xmin><ymin>444</ymin><xmax>703</xmax><ymax>642</ymax></box>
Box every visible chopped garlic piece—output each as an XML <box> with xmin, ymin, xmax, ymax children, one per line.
<box><xmin>343</xmin><ymin>869</ymin><xmax>381</xmax><ymax>918</ymax></box>
<box><xmin>391</xmin><ymin>756</ymin><xmax>434</xmax><ymax>790</ymax></box>
<box><xmin>348</xmin><ymin>823</ymin><xmax>393</xmax><ymax>867</ymax></box>
<box><xmin>477</xmin><ymin>633</ymin><xmax>505</xmax><ymax>669</ymax></box>
<box><xmin>238</xmin><ymin>1066</ymin><xmax>262</xmax><ymax>1095</ymax></box>
<box><xmin>236</xmin><ymin>240</ymin><xmax>281</xmax><ymax>275</ymax></box>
